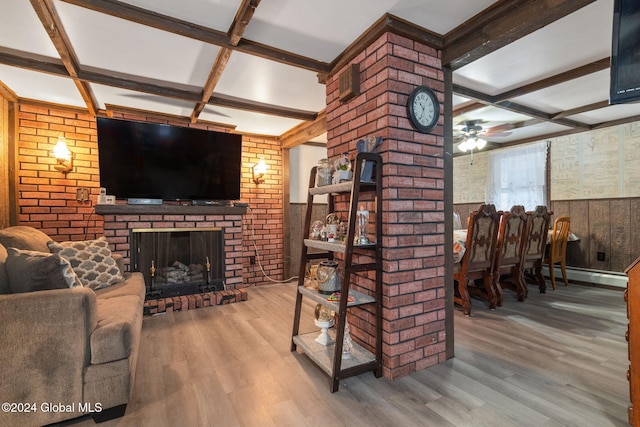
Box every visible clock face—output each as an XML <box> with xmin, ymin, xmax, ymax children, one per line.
<box><xmin>407</xmin><ymin>86</ymin><xmax>439</xmax><ymax>133</ymax></box>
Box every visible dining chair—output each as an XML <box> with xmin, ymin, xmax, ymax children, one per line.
<box><xmin>493</xmin><ymin>205</ymin><xmax>528</xmax><ymax>306</ymax></box>
<box><xmin>544</xmin><ymin>216</ymin><xmax>571</xmax><ymax>290</ymax></box>
<box><xmin>453</xmin><ymin>203</ymin><xmax>500</xmax><ymax>316</ymax></box>
<box><xmin>520</xmin><ymin>206</ymin><xmax>552</xmax><ymax>296</ymax></box>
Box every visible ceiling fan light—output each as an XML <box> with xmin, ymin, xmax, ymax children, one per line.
<box><xmin>476</xmin><ymin>138</ymin><xmax>487</xmax><ymax>150</ymax></box>
<box><xmin>458</xmin><ymin>140</ymin><xmax>469</xmax><ymax>152</ymax></box>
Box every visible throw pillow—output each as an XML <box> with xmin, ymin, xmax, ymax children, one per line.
<box><xmin>5</xmin><ymin>248</ymin><xmax>82</xmax><ymax>293</ymax></box>
<box><xmin>48</xmin><ymin>237</ymin><xmax>125</xmax><ymax>290</ymax></box>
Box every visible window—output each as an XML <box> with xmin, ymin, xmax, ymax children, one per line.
<box><xmin>486</xmin><ymin>141</ymin><xmax>548</xmax><ymax>211</ymax></box>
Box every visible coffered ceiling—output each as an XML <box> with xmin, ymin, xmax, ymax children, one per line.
<box><xmin>1</xmin><ymin>0</ymin><xmax>638</xmax><ymax>152</ymax></box>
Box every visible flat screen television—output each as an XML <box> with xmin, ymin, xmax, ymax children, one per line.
<box><xmin>610</xmin><ymin>0</ymin><xmax>640</xmax><ymax>104</ymax></box>
<box><xmin>97</xmin><ymin>117</ymin><xmax>242</xmax><ymax>201</ymax></box>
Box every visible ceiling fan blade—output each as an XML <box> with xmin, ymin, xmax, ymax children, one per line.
<box><xmin>484</xmin><ymin>131</ymin><xmax>512</xmax><ymax>137</ymax></box>
<box><xmin>485</xmin><ymin>123</ymin><xmax>515</xmax><ymax>133</ymax></box>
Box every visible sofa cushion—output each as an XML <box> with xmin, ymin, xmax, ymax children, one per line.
<box><xmin>5</xmin><ymin>248</ymin><xmax>82</xmax><ymax>293</ymax></box>
<box><xmin>48</xmin><ymin>237</ymin><xmax>125</xmax><ymax>290</ymax></box>
<box><xmin>0</xmin><ymin>226</ymin><xmax>52</xmax><ymax>252</ymax></box>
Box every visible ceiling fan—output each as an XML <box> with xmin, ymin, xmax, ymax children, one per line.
<box><xmin>454</xmin><ymin>120</ymin><xmax>514</xmax><ymax>152</ymax></box>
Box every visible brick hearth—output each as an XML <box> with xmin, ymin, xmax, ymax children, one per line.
<box><xmin>144</xmin><ymin>288</ymin><xmax>248</xmax><ymax>315</ymax></box>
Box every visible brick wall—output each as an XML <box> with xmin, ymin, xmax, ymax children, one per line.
<box><xmin>326</xmin><ymin>32</ymin><xmax>446</xmax><ymax>379</ymax></box>
<box><xmin>15</xmin><ymin>101</ymin><xmax>284</xmax><ymax>286</ymax></box>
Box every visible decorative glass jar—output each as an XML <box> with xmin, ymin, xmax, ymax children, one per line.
<box><xmin>316</xmin><ymin>158</ymin><xmax>333</xmax><ymax>187</ymax></box>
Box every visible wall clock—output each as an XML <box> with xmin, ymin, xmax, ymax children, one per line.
<box><xmin>407</xmin><ymin>85</ymin><xmax>440</xmax><ymax>133</ymax></box>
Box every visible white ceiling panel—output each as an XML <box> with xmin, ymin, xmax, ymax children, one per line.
<box><xmin>217</xmin><ymin>52</ymin><xmax>326</xmax><ymax>111</ymax></box>
<box><xmin>245</xmin><ymin>0</ymin><xmax>400</xmax><ymax>62</ymax></box>
<box><xmin>388</xmin><ymin>0</ymin><xmax>499</xmax><ymax>35</ymax></box>
<box><xmin>54</xmin><ymin>0</ymin><xmax>220</xmax><ymax>86</ymax></box>
<box><xmin>199</xmin><ymin>105</ymin><xmax>306</xmax><ymax>136</ymax></box>
<box><xmin>569</xmin><ymin>103</ymin><xmax>640</xmax><ymax>125</ymax></box>
<box><xmin>454</xmin><ymin>0</ymin><xmax>613</xmax><ymax>95</ymax></box>
<box><xmin>513</xmin><ymin>70</ymin><xmax>611</xmax><ymax>113</ymax></box>
<box><xmin>0</xmin><ymin>65</ymin><xmax>85</xmax><ymax>107</ymax></box>
<box><xmin>119</xmin><ymin>0</ymin><xmax>241</xmax><ymax>32</ymax></box>
<box><xmin>90</xmin><ymin>84</ymin><xmax>196</xmax><ymax>117</ymax></box>
<box><xmin>0</xmin><ymin>0</ymin><xmax>59</xmax><ymax>57</ymax></box>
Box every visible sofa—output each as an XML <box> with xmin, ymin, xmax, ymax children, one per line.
<box><xmin>0</xmin><ymin>226</ymin><xmax>145</xmax><ymax>426</ymax></box>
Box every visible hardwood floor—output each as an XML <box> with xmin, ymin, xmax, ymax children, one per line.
<box><xmin>63</xmin><ymin>282</ymin><xmax>629</xmax><ymax>427</ymax></box>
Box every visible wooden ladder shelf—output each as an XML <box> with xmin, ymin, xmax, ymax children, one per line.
<box><xmin>290</xmin><ymin>152</ymin><xmax>383</xmax><ymax>392</ymax></box>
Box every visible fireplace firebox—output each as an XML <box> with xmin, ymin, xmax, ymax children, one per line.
<box><xmin>131</xmin><ymin>228</ymin><xmax>225</xmax><ymax>299</ymax></box>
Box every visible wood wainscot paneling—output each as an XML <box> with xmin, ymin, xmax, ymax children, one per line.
<box><xmin>289</xmin><ymin>203</ymin><xmax>328</xmax><ymax>278</ymax></box>
<box><xmin>589</xmin><ymin>199</ymin><xmax>612</xmax><ymax>271</ymax></box>
<box><xmin>610</xmin><ymin>199</ymin><xmax>632</xmax><ymax>272</ymax></box>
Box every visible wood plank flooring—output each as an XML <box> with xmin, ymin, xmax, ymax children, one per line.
<box><xmin>62</xmin><ymin>282</ymin><xmax>629</xmax><ymax>427</ymax></box>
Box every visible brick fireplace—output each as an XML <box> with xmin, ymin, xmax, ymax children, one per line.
<box><xmin>96</xmin><ymin>204</ymin><xmax>247</xmax><ymax>290</ymax></box>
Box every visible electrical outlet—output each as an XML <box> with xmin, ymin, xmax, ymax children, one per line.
<box><xmin>250</xmin><ymin>256</ymin><xmax>255</xmax><ymax>265</ymax></box>
<box><xmin>76</xmin><ymin>187</ymin><xmax>90</xmax><ymax>202</ymax></box>
<box><xmin>597</xmin><ymin>251</ymin><xmax>606</xmax><ymax>261</ymax></box>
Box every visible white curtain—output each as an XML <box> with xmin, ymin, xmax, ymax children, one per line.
<box><xmin>486</xmin><ymin>141</ymin><xmax>547</xmax><ymax>211</ymax></box>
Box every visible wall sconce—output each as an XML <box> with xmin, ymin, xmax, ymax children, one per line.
<box><xmin>53</xmin><ymin>137</ymin><xmax>73</xmax><ymax>174</ymax></box>
<box><xmin>252</xmin><ymin>158</ymin><xmax>267</xmax><ymax>184</ymax></box>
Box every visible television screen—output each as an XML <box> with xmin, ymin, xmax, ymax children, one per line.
<box><xmin>610</xmin><ymin>0</ymin><xmax>640</xmax><ymax>104</ymax></box>
<box><xmin>97</xmin><ymin>117</ymin><xmax>242</xmax><ymax>201</ymax></box>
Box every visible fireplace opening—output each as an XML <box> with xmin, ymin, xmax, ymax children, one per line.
<box><xmin>131</xmin><ymin>228</ymin><xmax>225</xmax><ymax>299</ymax></box>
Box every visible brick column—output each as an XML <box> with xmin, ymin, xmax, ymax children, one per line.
<box><xmin>326</xmin><ymin>32</ymin><xmax>445</xmax><ymax>379</ymax></box>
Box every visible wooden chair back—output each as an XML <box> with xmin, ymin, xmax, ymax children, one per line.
<box><xmin>493</xmin><ymin>206</ymin><xmax>528</xmax><ymax>305</ymax></box>
<box><xmin>544</xmin><ymin>216</ymin><xmax>571</xmax><ymax>289</ymax></box>
<box><xmin>522</xmin><ymin>206</ymin><xmax>551</xmax><ymax>265</ymax></box>
<box><xmin>521</xmin><ymin>205</ymin><xmax>551</xmax><ymax>294</ymax></box>
<box><xmin>495</xmin><ymin>205</ymin><xmax>528</xmax><ymax>270</ymax></box>
<box><xmin>454</xmin><ymin>204</ymin><xmax>500</xmax><ymax>315</ymax></box>
<box><xmin>461</xmin><ymin>204</ymin><xmax>501</xmax><ymax>275</ymax></box>
<box><xmin>549</xmin><ymin>216</ymin><xmax>570</xmax><ymax>260</ymax></box>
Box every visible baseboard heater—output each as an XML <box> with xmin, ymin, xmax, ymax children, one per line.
<box><xmin>542</xmin><ymin>266</ymin><xmax>627</xmax><ymax>289</ymax></box>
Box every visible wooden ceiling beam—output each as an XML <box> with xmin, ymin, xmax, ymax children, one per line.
<box><xmin>280</xmin><ymin>110</ymin><xmax>327</xmax><ymax>149</ymax></box>
<box><xmin>453</xmin><ymin>83</ymin><xmax>590</xmax><ymax>130</ymax></box>
<box><xmin>552</xmin><ymin>100</ymin><xmax>610</xmax><ymax>120</ymax></box>
<box><xmin>494</xmin><ymin>58</ymin><xmax>610</xmax><ymax>102</ymax></box>
<box><xmin>191</xmin><ymin>0</ymin><xmax>261</xmax><ymax>123</ymax></box>
<box><xmin>209</xmin><ymin>93</ymin><xmax>317</xmax><ymax>122</ymax></box>
<box><xmin>0</xmin><ymin>46</ymin><xmax>67</xmax><ymax>75</ymax></box>
<box><xmin>30</xmin><ymin>0</ymin><xmax>98</xmax><ymax>115</ymax></box>
<box><xmin>444</xmin><ymin>0</ymin><xmax>598</xmax><ymax>70</ymax></box>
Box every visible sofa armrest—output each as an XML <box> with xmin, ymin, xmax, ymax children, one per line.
<box><xmin>0</xmin><ymin>287</ymin><xmax>98</xmax><ymax>426</ymax></box>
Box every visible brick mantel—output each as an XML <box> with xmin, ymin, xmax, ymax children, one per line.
<box><xmin>95</xmin><ymin>204</ymin><xmax>247</xmax><ymax>216</ymax></box>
